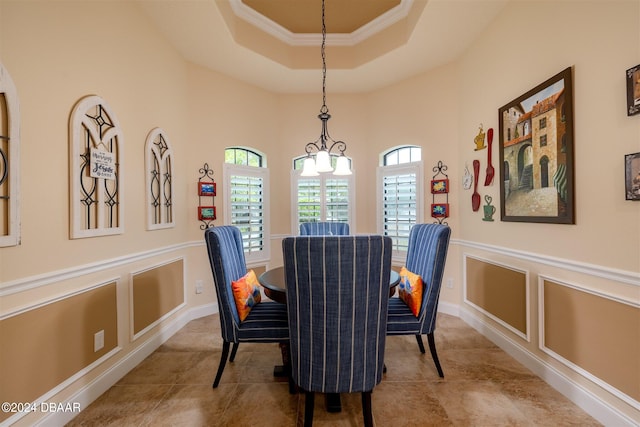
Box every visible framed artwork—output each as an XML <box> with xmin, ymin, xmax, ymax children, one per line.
<box><xmin>431</xmin><ymin>179</ymin><xmax>449</xmax><ymax>194</ymax></box>
<box><xmin>625</xmin><ymin>152</ymin><xmax>640</xmax><ymax>201</ymax></box>
<box><xmin>198</xmin><ymin>206</ymin><xmax>216</xmax><ymax>221</ymax></box>
<box><xmin>431</xmin><ymin>203</ymin><xmax>449</xmax><ymax>218</ymax></box>
<box><xmin>626</xmin><ymin>64</ymin><xmax>640</xmax><ymax>116</ymax></box>
<box><xmin>198</xmin><ymin>181</ymin><xmax>216</xmax><ymax>196</ymax></box>
<box><xmin>498</xmin><ymin>66</ymin><xmax>575</xmax><ymax>224</ymax></box>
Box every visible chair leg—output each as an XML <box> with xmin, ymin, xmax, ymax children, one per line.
<box><xmin>304</xmin><ymin>391</ymin><xmax>315</xmax><ymax>427</ymax></box>
<box><xmin>362</xmin><ymin>391</ymin><xmax>373</xmax><ymax>427</ymax></box>
<box><xmin>229</xmin><ymin>342</ymin><xmax>239</xmax><ymax>362</ymax></box>
<box><xmin>427</xmin><ymin>332</ymin><xmax>444</xmax><ymax>378</ymax></box>
<box><xmin>415</xmin><ymin>334</ymin><xmax>426</xmax><ymax>353</ymax></box>
<box><xmin>212</xmin><ymin>341</ymin><xmax>230</xmax><ymax>388</ymax></box>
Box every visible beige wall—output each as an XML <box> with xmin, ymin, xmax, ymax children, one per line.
<box><xmin>0</xmin><ymin>0</ymin><xmax>638</xmax><ymax>425</ymax></box>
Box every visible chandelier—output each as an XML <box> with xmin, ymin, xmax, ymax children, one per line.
<box><xmin>300</xmin><ymin>0</ymin><xmax>352</xmax><ymax>177</ymax></box>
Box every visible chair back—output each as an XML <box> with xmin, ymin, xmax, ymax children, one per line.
<box><xmin>406</xmin><ymin>224</ymin><xmax>451</xmax><ymax>334</ymax></box>
<box><xmin>204</xmin><ymin>226</ymin><xmax>247</xmax><ymax>340</ymax></box>
<box><xmin>299</xmin><ymin>222</ymin><xmax>350</xmax><ymax>236</ymax></box>
<box><xmin>282</xmin><ymin>235</ymin><xmax>392</xmax><ymax>394</ymax></box>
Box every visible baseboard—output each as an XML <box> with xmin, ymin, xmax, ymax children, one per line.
<box><xmin>33</xmin><ymin>303</ymin><xmax>218</xmax><ymax>427</ymax></box>
<box><xmin>458</xmin><ymin>306</ymin><xmax>638</xmax><ymax>427</ymax></box>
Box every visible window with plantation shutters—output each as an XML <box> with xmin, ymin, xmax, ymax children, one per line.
<box><xmin>291</xmin><ymin>156</ymin><xmax>354</xmax><ymax>233</ymax></box>
<box><xmin>224</xmin><ymin>148</ymin><xmax>269</xmax><ymax>264</ymax></box>
<box><xmin>377</xmin><ymin>146</ymin><xmax>423</xmax><ymax>260</ymax></box>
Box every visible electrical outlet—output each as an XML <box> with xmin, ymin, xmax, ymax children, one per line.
<box><xmin>446</xmin><ymin>278</ymin><xmax>454</xmax><ymax>289</ymax></box>
<box><xmin>195</xmin><ymin>280</ymin><xmax>204</xmax><ymax>294</ymax></box>
<box><xmin>94</xmin><ymin>330</ymin><xmax>104</xmax><ymax>352</ymax></box>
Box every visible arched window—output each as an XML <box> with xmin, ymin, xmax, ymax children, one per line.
<box><xmin>377</xmin><ymin>146</ymin><xmax>423</xmax><ymax>257</ymax></box>
<box><xmin>224</xmin><ymin>147</ymin><xmax>269</xmax><ymax>264</ymax></box>
<box><xmin>291</xmin><ymin>154</ymin><xmax>354</xmax><ymax>232</ymax></box>
<box><xmin>145</xmin><ymin>128</ymin><xmax>174</xmax><ymax>230</ymax></box>
<box><xmin>69</xmin><ymin>95</ymin><xmax>123</xmax><ymax>239</ymax></box>
<box><xmin>0</xmin><ymin>63</ymin><xmax>21</xmax><ymax>247</ymax></box>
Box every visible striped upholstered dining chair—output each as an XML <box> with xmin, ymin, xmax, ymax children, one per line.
<box><xmin>299</xmin><ymin>221</ymin><xmax>350</xmax><ymax>236</ymax></box>
<box><xmin>386</xmin><ymin>223</ymin><xmax>451</xmax><ymax>377</ymax></box>
<box><xmin>204</xmin><ymin>226</ymin><xmax>289</xmax><ymax>388</ymax></box>
<box><xmin>282</xmin><ymin>235</ymin><xmax>392</xmax><ymax>427</ymax></box>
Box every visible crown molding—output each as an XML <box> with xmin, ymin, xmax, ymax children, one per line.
<box><xmin>228</xmin><ymin>0</ymin><xmax>414</xmax><ymax>47</ymax></box>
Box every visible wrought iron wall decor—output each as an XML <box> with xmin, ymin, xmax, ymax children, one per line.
<box><xmin>69</xmin><ymin>95</ymin><xmax>123</xmax><ymax>239</ymax></box>
<box><xmin>0</xmin><ymin>62</ymin><xmax>21</xmax><ymax>247</ymax></box>
<box><xmin>145</xmin><ymin>128</ymin><xmax>174</xmax><ymax>230</ymax></box>
<box><xmin>198</xmin><ymin>163</ymin><xmax>216</xmax><ymax>230</ymax></box>
<box><xmin>431</xmin><ymin>160</ymin><xmax>449</xmax><ymax>225</ymax></box>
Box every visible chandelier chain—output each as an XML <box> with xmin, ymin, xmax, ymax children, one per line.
<box><xmin>321</xmin><ymin>0</ymin><xmax>328</xmax><ymax>113</ymax></box>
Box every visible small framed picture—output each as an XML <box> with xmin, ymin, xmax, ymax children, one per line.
<box><xmin>626</xmin><ymin>64</ymin><xmax>640</xmax><ymax>116</ymax></box>
<box><xmin>431</xmin><ymin>203</ymin><xmax>449</xmax><ymax>218</ymax></box>
<box><xmin>198</xmin><ymin>206</ymin><xmax>216</xmax><ymax>220</ymax></box>
<box><xmin>625</xmin><ymin>152</ymin><xmax>640</xmax><ymax>200</ymax></box>
<box><xmin>431</xmin><ymin>179</ymin><xmax>449</xmax><ymax>194</ymax></box>
<box><xmin>199</xmin><ymin>182</ymin><xmax>216</xmax><ymax>196</ymax></box>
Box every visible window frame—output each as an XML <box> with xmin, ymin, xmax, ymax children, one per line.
<box><xmin>223</xmin><ymin>153</ymin><xmax>270</xmax><ymax>266</ymax></box>
<box><xmin>290</xmin><ymin>168</ymin><xmax>355</xmax><ymax>234</ymax></box>
<box><xmin>377</xmin><ymin>147</ymin><xmax>423</xmax><ymax>262</ymax></box>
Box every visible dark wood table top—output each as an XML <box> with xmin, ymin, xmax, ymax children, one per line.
<box><xmin>259</xmin><ymin>266</ymin><xmax>400</xmax><ymax>304</ymax></box>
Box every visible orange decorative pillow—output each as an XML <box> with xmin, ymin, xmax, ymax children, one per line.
<box><xmin>231</xmin><ymin>270</ymin><xmax>262</xmax><ymax>321</ymax></box>
<box><xmin>398</xmin><ymin>266</ymin><xmax>423</xmax><ymax>317</ymax></box>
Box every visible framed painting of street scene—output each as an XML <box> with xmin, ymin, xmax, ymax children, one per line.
<box><xmin>498</xmin><ymin>67</ymin><xmax>575</xmax><ymax>224</ymax></box>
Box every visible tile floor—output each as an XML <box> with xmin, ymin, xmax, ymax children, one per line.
<box><xmin>67</xmin><ymin>313</ymin><xmax>600</xmax><ymax>426</ymax></box>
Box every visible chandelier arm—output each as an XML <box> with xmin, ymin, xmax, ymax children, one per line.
<box><xmin>305</xmin><ymin>141</ymin><xmax>321</xmax><ymax>155</ymax></box>
<box><xmin>327</xmin><ymin>140</ymin><xmax>347</xmax><ymax>156</ymax></box>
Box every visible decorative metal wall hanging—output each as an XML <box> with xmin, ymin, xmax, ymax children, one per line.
<box><xmin>145</xmin><ymin>128</ymin><xmax>174</xmax><ymax>230</ymax></box>
<box><xmin>198</xmin><ymin>163</ymin><xmax>216</xmax><ymax>229</ymax></box>
<box><xmin>482</xmin><ymin>195</ymin><xmax>496</xmax><ymax>221</ymax></box>
<box><xmin>0</xmin><ymin>62</ymin><xmax>21</xmax><ymax>247</ymax></box>
<box><xmin>69</xmin><ymin>95</ymin><xmax>124</xmax><ymax>239</ymax></box>
<box><xmin>430</xmin><ymin>160</ymin><xmax>449</xmax><ymax>225</ymax></box>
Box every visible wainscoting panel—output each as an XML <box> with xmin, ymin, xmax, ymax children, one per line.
<box><xmin>540</xmin><ymin>278</ymin><xmax>640</xmax><ymax>403</ymax></box>
<box><xmin>131</xmin><ymin>258</ymin><xmax>185</xmax><ymax>337</ymax></box>
<box><xmin>464</xmin><ymin>255</ymin><xmax>529</xmax><ymax>340</ymax></box>
<box><xmin>0</xmin><ymin>281</ymin><xmax>118</xmax><ymax>423</ymax></box>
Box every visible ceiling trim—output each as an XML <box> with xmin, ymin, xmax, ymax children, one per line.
<box><xmin>229</xmin><ymin>0</ymin><xmax>414</xmax><ymax>46</ymax></box>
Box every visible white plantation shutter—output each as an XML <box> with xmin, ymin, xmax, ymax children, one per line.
<box><xmin>297</xmin><ymin>178</ymin><xmax>321</xmax><ymax>223</ymax></box>
<box><xmin>324</xmin><ymin>178</ymin><xmax>350</xmax><ymax>221</ymax></box>
<box><xmin>377</xmin><ymin>162</ymin><xmax>423</xmax><ymax>258</ymax></box>
<box><xmin>224</xmin><ymin>163</ymin><xmax>270</xmax><ymax>264</ymax></box>
<box><xmin>292</xmin><ymin>171</ymin><xmax>354</xmax><ymax>233</ymax></box>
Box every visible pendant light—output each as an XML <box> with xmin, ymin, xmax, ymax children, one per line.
<box><xmin>300</xmin><ymin>0</ymin><xmax>352</xmax><ymax>177</ymax></box>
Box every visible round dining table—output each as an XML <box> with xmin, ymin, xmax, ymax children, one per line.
<box><xmin>258</xmin><ymin>266</ymin><xmax>401</xmax><ymax>413</ymax></box>
<box><xmin>259</xmin><ymin>266</ymin><xmax>400</xmax><ymax>304</ymax></box>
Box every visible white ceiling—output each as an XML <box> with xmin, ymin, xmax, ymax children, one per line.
<box><xmin>135</xmin><ymin>0</ymin><xmax>509</xmax><ymax>94</ymax></box>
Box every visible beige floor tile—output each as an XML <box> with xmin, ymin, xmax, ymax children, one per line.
<box><xmin>66</xmin><ymin>313</ymin><xmax>601</xmax><ymax>427</ymax></box>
